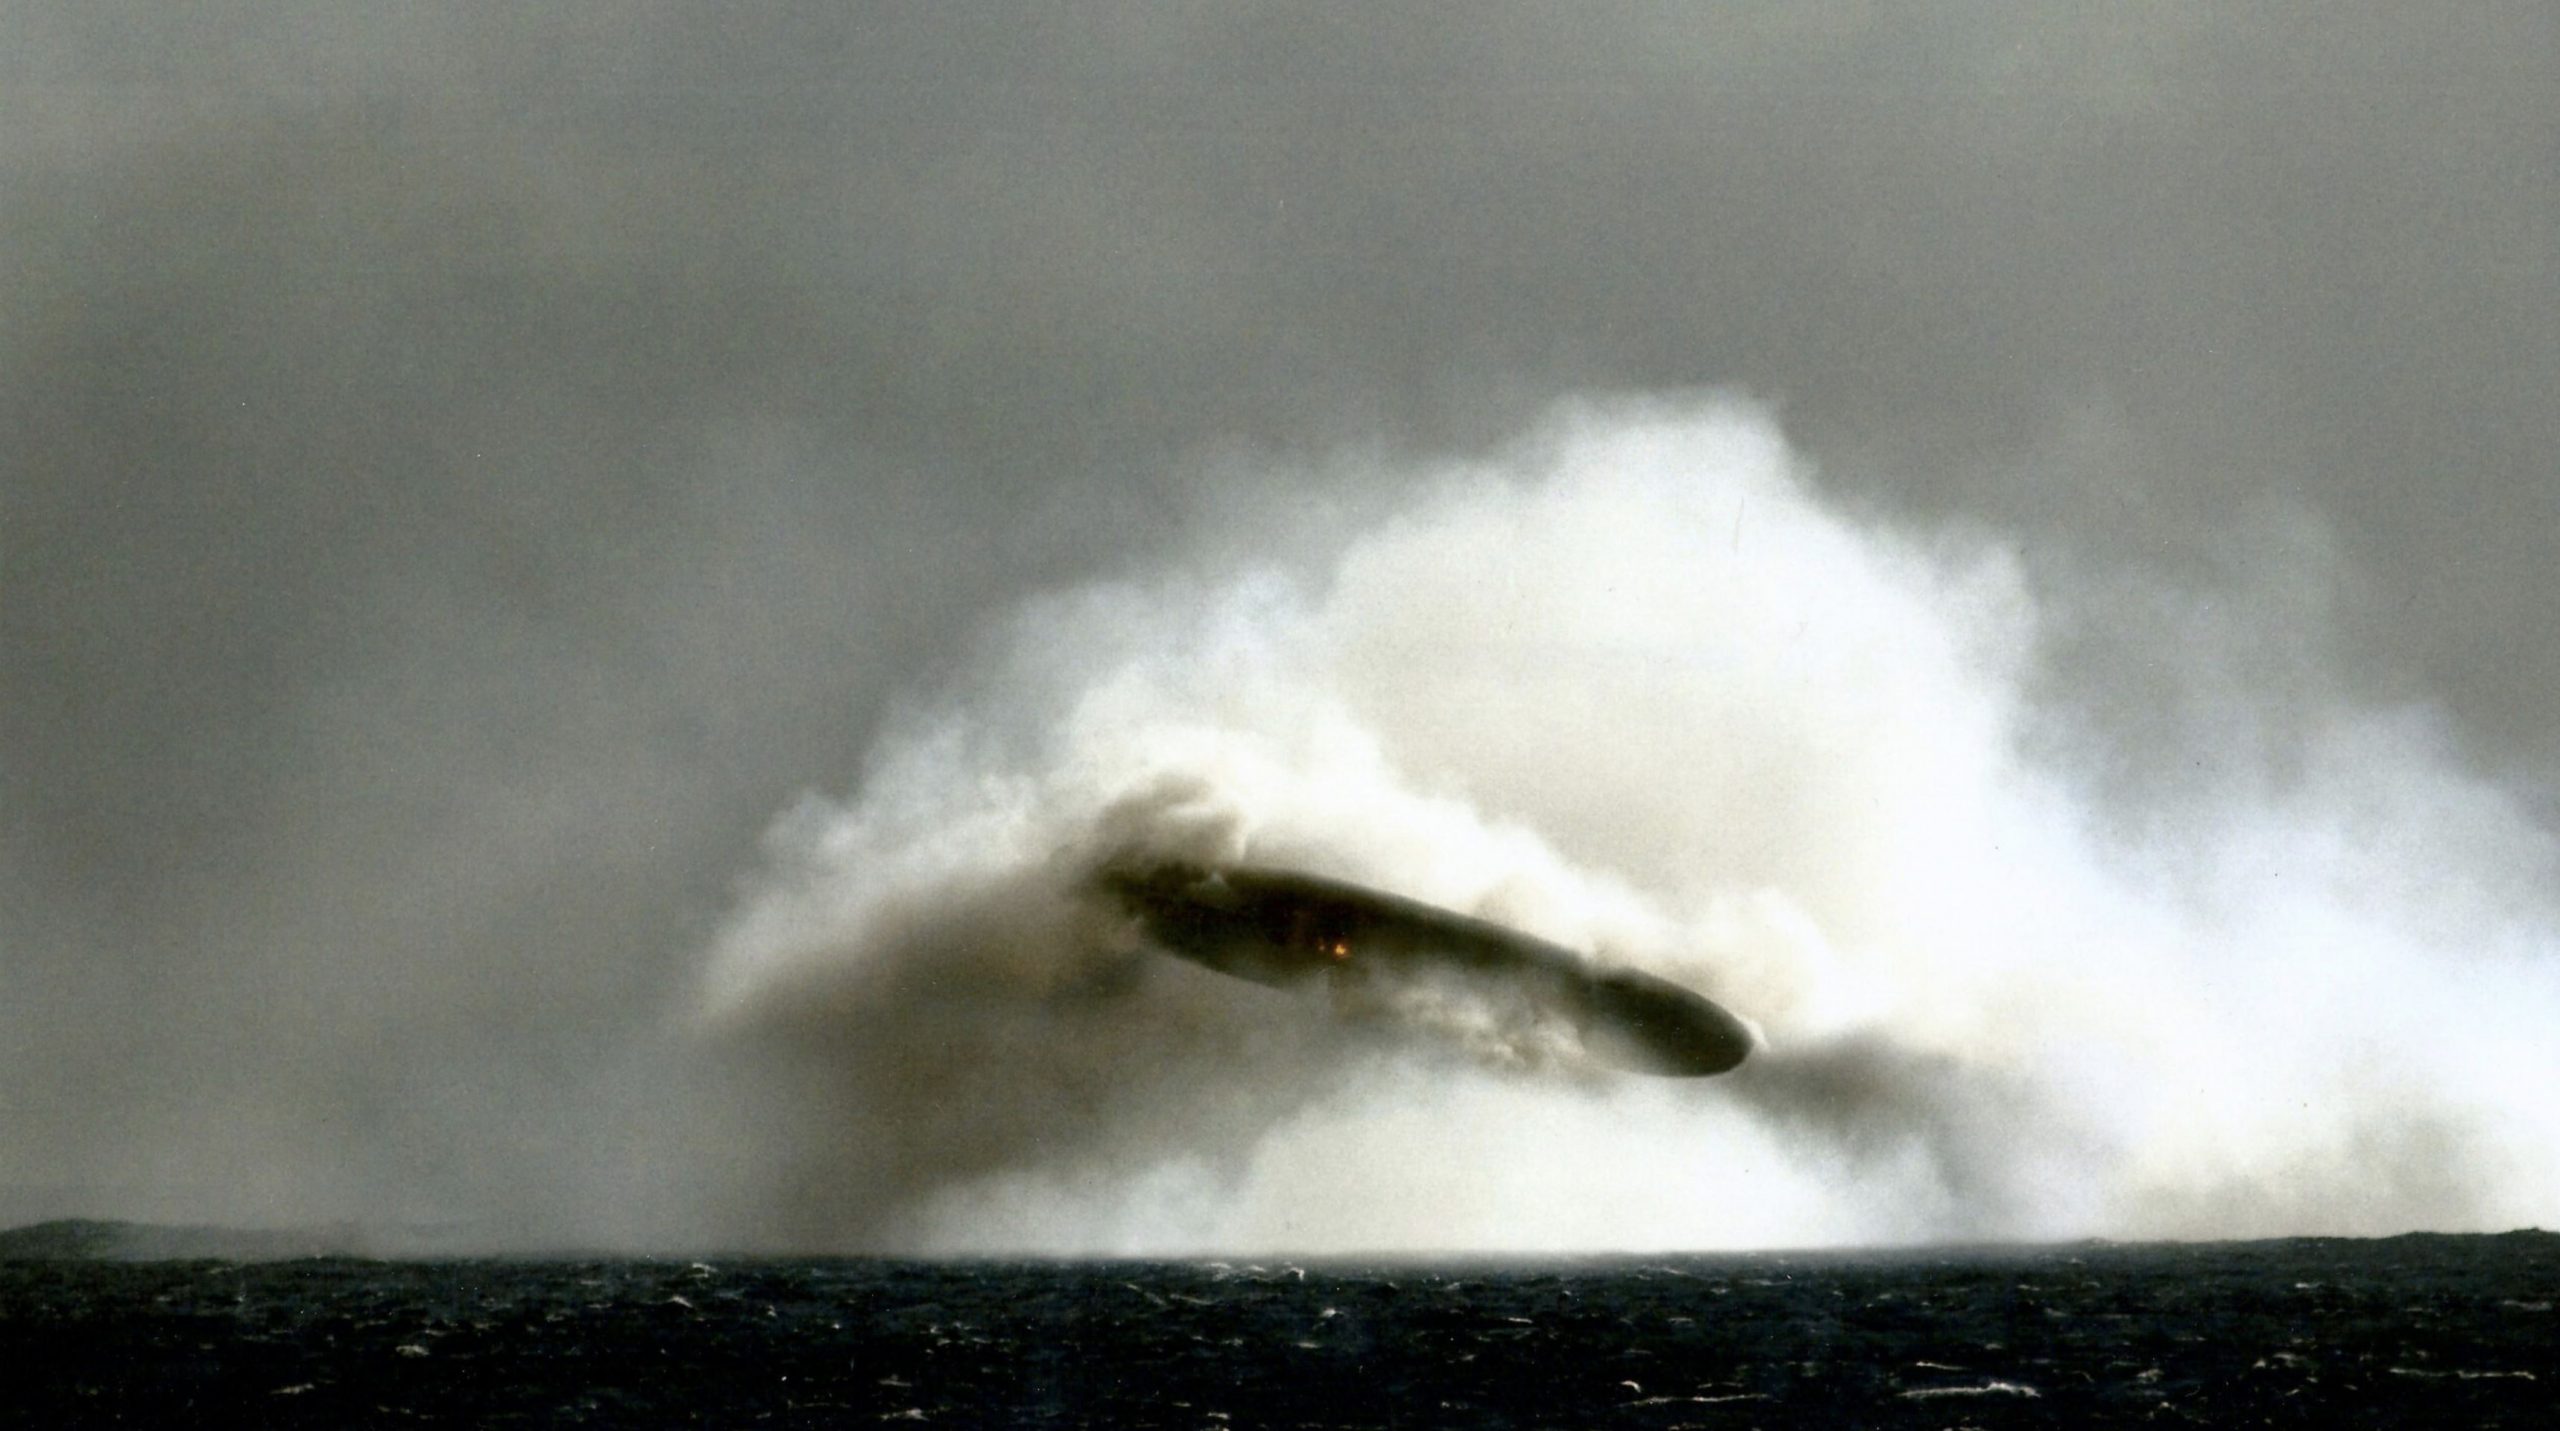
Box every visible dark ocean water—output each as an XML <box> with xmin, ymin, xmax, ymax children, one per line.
<box><xmin>4</xmin><ymin>1226</ymin><xmax>2553</xmax><ymax>1427</ymax></box>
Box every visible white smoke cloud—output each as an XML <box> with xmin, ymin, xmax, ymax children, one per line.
<box><xmin>697</xmin><ymin>395</ymin><xmax>2560</xmax><ymax>1254</ymax></box>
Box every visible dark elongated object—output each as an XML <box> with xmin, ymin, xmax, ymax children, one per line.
<box><xmin>1092</xmin><ymin>859</ymin><xmax>1754</xmax><ymax>1076</ymax></box>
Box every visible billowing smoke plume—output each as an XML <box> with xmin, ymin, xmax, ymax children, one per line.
<box><xmin>699</xmin><ymin>399</ymin><xmax>2560</xmax><ymax>1254</ymax></box>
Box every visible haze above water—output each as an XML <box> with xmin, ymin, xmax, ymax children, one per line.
<box><xmin>5</xmin><ymin>5</ymin><xmax>2556</xmax><ymax>1255</ymax></box>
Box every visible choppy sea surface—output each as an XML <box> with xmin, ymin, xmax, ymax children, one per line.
<box><xmin>4</xmin><ymin>1223</ymin><xmax>2552</xmax><ymax>1427</ymax></box>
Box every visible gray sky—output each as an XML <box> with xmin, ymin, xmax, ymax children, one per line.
<box><xmin>4</xmin><ymin>3</ymin><xmax>2555</xmax><ymax>1245</ymax></box>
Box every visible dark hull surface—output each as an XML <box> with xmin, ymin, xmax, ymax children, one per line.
<box><xmin>1092</xmin><ymin>860</ymin><xmax>1754</xmax><ymax>1076</ymax></box>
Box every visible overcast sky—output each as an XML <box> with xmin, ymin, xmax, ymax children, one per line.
<box><xmin>4</xmin><ymin>4</ymin><xmax>2555</xmax><ymax>1246</ymax></box>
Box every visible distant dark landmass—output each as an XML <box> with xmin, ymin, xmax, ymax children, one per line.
<box><xmin>0</xmin><ymin>1218</ymin><xmax>357</xmax><ymax>1262</ymax></box>
<box><xmin>5</xmin><ymin>1215</ymin><xmax>2550</xmax><ymax>1266</ymax></box>
<box><xmin>7</xmin><ymin>1223</ymin><xmax>2555</xmax><ymax>1427</ymax></box>
<box><xmin>0</xmin><ymin>1217</ymin><xmax>493</xmax><ymax>1263</ymax></box>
